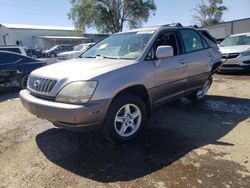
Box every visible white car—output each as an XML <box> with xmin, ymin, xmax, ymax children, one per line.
<box><xmin>0</xmin><ymin>45</ymin><xmax>27</xmax><ymax>56</ymax></box>
<box><xmin>219</xmin><ymin>33</ymin><xmax>250</xmax><ymax>71</ymax></box>
<box><xmin>57</xmin><ymin>43</ymin><xmax>94</xmax><ymax>60</ymax></box>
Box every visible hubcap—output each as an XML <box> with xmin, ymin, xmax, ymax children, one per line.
<box><xmin>114</xmin><ymin>104</ymin><xmax>142</xmax><ymax>137</ymax></box>
<box><xmin>197</xmin><ymin>80</ymin><xmax>211</xmax><ymax>99</ymax></box>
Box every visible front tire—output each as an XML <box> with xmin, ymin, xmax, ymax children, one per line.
<box><xmin>19</xmin><ymin>74</ymin><xmax>29</xmax><ymax>90</ymax></box>
<box><xmin>103</xmin><ymin>95</ymin><xmax>147</xmax><ymax>143</ymax></box>
<box><xmin>187</xmin><ymin>76</ymin><xmax>213</xmax><ymax>101</ymax></box>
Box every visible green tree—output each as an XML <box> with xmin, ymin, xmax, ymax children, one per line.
<box><xmin>193</xmin><ymin>0</ymin><xmax>228</xmax><ymax>26</ymax></box>
<box><xmin>68</xmin><ymin>0</ymin><xmax>156</xmax><ymax>33</ymax></box>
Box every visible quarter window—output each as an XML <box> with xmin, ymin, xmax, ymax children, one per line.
<box><xmin>180</xmin><ymin>30</ymin><xmax>204</xmax><ymax>53</ymax></box>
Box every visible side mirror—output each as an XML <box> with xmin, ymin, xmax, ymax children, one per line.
<box><xmin>156</xmin><ymin>45</ymin><xmax>174</xmax><ymax>59</ymax></box>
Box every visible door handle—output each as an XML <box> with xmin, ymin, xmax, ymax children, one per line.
<box><xmin>179</xmin><ymin>59</ymin><xmax>186</xmax><ymax>65</ymax></box>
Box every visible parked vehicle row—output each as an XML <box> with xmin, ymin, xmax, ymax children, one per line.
<box><xmin>57</xmin><ymin>43</ymin><xmax>95</xmax><ymax>60</ymax></box>
<box><xmin>0</xmin><ymin>43</ymin><xmax>95</xmax><ymax>59</ymax></box>
<box><xmin>42</xmin><ymin>44</ymin><xmax>73</xmax><ymax>58</ymax></box>
<box><xmin>25</xmin><ymin>48</ymin><xmax>43</xmax><ymax>58</ymax></box>
<box><xmin>20</xmin><ymin>24</ymin><xmax>222</xmax><ymax>142</ymax></box>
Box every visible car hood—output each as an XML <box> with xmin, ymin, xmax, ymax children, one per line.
<box><xmin>219</xmin><ymin>45</ymin><xmax>250</xmax><ymax>54</ymax></box>
<box><xmin>57</xmin><ymin>51</ymin><xmax>79</xmax><ymax>56</ymax></box>
<box><xmin>30</xmin><ymin>58</ymin><xmax>135</xmax><ymax>81</ymax></box>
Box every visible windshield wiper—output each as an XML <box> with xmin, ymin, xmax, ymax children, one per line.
<box><xmin>80</xmin><ymin>56</ymin><xmax>96</xmax><ymax>58</ymax></box>
<box><xmin>95</xmin><ymin>54</ymin><xmax>120</xmax><ymax>59</ymax></box>
<box><xmin>81</xmin><ymin>55</ymin><xmax>120</xmax><ymax>59</ymax></box>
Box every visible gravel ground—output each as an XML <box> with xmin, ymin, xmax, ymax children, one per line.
<box><xmin>0</xmin><ymin>74</ymin><xmax>250</xmax><ymax>188</ymax></box>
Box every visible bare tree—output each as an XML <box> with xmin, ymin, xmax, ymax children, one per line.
<box><xmin>193</xmin><ymin>0</ymin><xmax>227</xmax><ymax>26</ymax></box>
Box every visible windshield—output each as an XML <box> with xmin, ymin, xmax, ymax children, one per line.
<box><xmin>74</xmin><ymin>44</ymin><xmax>87</xmax><ymax>51</ymax></box>
<box><xmin>221</xmin><ymin>34</ymin><xmax>250</xmax><ymax>46</ymax></box>
<box><xmin>81</xmin><ymin>31</ymin><xmax>154</xmax><ymax>59</ymax></box>
<box><xmin>49</xmin><ymin>45</ymin><xmax>59</xmax><ymax>50</ymax></box>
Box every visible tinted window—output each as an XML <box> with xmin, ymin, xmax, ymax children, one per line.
<box><xmin>180</xmin><ymin>30</ymin><xmax>204</xmax><ymax>53</ymax></box>
<box><xmin>202</xmin><ymin>37</ymin><xmax>209</xmax><ymax>48</ymax></box>
<box><xmin>0</xmin><ymin>48</ymin><xmax>21</xmax><ymax>54</ymax></box>
<box><xmin>0</xmin><ymin>52</ymin><xmax>21</xmax><ymax>64</ymax></box>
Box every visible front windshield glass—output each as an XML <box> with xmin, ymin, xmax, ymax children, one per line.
<box><xmin>73</xmin><ymin>44</ymin><xmax>84</xmax><ymax>51</ymax></box>
<box><xmin>49</xmin><ymin>45</ymin><xmax>59</xmax><ymax>50</ymax></box>
<box><xmin>81</xmin><ymin>31</ymin><xmax>154</xmax><ymax>59</ymax></box>
<box><xmin>221</xmin><ymin>34</ymin><xmax>250</xmax><ymax>46</ymax></box>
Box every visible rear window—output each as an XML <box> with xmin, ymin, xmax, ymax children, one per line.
<box><xmin>180</xmin><ymin>30</ymin><xmax>204</xmax><ymax>53</ymax></box>
<box><xmin>0</xmin><ymin>48</ymin><xmax>21</xmax><ymax>54</ymax></box>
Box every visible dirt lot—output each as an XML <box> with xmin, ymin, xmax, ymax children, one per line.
<box><xmin>0</xmin><ymin>74</ymin><xmax>250</xmax><ymax>188</ymax></box>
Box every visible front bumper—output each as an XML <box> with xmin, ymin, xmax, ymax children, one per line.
<box><xmin>20</xmin><ymin>90</ymin><xmax>111</xmax><ymax>128</ymax></box>
<box><xmin>219</xmin><ymin>55</ymin><xmax>250</xmax><ymax>71</ymax></box>
<box><xmin>57</xmin><ymin>56</ymin><xmax>69</xmax><ymax>61</ymax></box>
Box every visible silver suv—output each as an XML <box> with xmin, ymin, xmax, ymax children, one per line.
<box><xmin>20</xmin><ymin>25</ymin><xmax>222</xmax><ymax>142</ymax></box>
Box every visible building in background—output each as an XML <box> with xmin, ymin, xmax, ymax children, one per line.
<box><xmin>0</xmin><ymin>23</ymin><xmax>107</xmax><ymax>49</ymax></box>
<box><xmin>204</xmin><ymin>18</ymin><xmax>250</xmax><ymax>42</ymax></box>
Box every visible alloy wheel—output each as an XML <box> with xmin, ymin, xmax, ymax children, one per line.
<box><xmin>114</xmin><ymin>104</ymin><xmax>142</xmax><ymax>137</ymax></box>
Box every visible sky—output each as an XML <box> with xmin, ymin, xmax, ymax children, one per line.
<box><xmin>0</xmin><ymin>0</ymin><xmax>249</xmax><ymax>33</ymax></box>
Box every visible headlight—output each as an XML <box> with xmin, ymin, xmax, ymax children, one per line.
<box><xmin>56</xmin><ymin>81</ymin><xmax>97</xmax><ymax>104</ymax></box>
<box><xmin>242</xmin><ymin>50</ymin><xmax>250</xmax><ymax>56</ymax></box>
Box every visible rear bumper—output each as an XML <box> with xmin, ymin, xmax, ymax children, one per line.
<box><xmin>20</xmin><ymin>89</ymin><xmax>111</xmax><ymax>129</ymax></box>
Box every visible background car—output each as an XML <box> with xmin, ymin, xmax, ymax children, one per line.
<box><xmin>0</xmin><ymin>45</ymin><xmax>27</xmax><ymax>56</ymax></box>
<box><xmin>42</xmin><ymin>44</ymin><xmax>73</xmax><ymax>58</ymax></box>
<box><xmin>57</xmin><ymin>43</ymin><xmax>95</xmax><ymax>60</ymax></box>
<box><xmin>219</xmin><ymin>32</ymin><xmax>250</xmax><ymax>71</ymax></box>
<box><xmin>25</xmin><ymin>48</ymin><xmax>43</xmax><ymax>58</ymax></box>
<box><xmin>0</xmin><ymin>51</ymin><xmax>47</xmax><ymax>89</ymax></box>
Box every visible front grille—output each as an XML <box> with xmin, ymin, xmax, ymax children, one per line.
<box><xmin>28</xmin><ymin>76</ymin><xmax>57</xmax><ymax>95</ymax></box>
<box><xmin>222</xmin><ymin>64</ymin><xmax>241</xmax><ymax>67</ymax></box>
<box><xmin>57</xmin><ymin>56</ymin><xmax>67</xmax><ymax>60</ymax></box>
<box><xmin>243</xmin><ymin>60</ymin><xmax>250</xmax><ymax>64</ymax></box>
<box><xmin>222</xmin><ymin>53</ymin><xmax>240</xmax><ymax>59</ymax></box>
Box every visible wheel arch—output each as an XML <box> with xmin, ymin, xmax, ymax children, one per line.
<box><xmin>111</xmin><ymin>85</ymin><xmax>152</xmax><ymax>117</ymax></box>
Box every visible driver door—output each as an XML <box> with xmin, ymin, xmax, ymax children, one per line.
<box><xmin>147</xmin><ymin>31</ymin><xmax>188</xmax><ymax>105</ymax></box>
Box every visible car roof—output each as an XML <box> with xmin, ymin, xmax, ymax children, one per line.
<box><xmin>0</xmin><ymin>50</ymin><xmax>35</xmax><ymax>58</ymax></box>
<box><xmin>118</xmin><ymin>24</ymin><xmax>196</xmax><ymax>34</ymax></box>
<box><xmin>229</xmin><ymin>32</ymin><xmax>250</xmax><ymax>37</ymax></box>
<box><xmin>0</xmin><ymin>45</ymin><xmax>24</xmax><ymax>48</ymax></box>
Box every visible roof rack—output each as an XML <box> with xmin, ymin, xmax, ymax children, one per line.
<box><xmin>0</xmin><ymin>45</ymin><xmax>23</xmax><ymax>47</ymax></box>
<box><xmin>162</xmin><ymin>23</ymin><xmax>183</xmax><ymax>27</ymax></box>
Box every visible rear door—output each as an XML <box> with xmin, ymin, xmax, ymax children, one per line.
<box><xmin>179</xmin><ymin>29</ymin><xmax>213</xmax><ymax>93</ymax></box>
<box><xmin>146</xmin><ymin>30</ymin><xmax>188</xmax><ymax>105</ymax></box>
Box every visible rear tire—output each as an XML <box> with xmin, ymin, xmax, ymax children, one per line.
<box><xmin>103</xmin><ymin>95</ymin><xmax>147</xmax><ymax>143</ymax></box>
<box><xmin>187</xmin><ymin>76</ymin><xmax>213</xmax><ymax>101</ymax></box>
